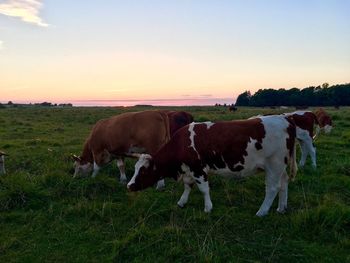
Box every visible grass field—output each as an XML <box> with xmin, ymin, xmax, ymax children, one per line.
<box><xmin>0</xmin><ymin>106</ymin><xmax>349</xmax><ymax>262</ymax></box>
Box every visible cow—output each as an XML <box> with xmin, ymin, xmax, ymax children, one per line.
<box><xmin>315</xmin><ymin>108</ymin><xmax>333</xmax><ymax>135</ymax></box>
<box><xmin>0</xmin><ymin>151</ymin><xmax>8</xmax><ymax>174</ymax></box>
<box><xmin>72</xmin><ymin>110</ymin><xmax>193</xmax><ymax>186</ymax></box>
<box><xmin>229</xmin><ymin>105</ymin><xmax>238</xmax><ymax>112</ymax></box>
<box><xmin>127</xmin><ymin>116</ymin><xmax>297</xmax><ymax>217</ymax></box>
<box><xmin>283</xmin><ymin>109</ymin><xmax>332</xmax><ymax>168</ymax></box>
<box><xmin>282</xmin><ymin>111</ymin><xmax>319</xmax><ymax>168</ymax></box>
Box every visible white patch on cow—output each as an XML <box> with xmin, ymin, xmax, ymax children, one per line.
<box><xmin>177</xmin><ymin>182</ymin><xmax>192</xmax><ymax>208</ymax></box>
<box><xmin>92</xmin><ymin>162</ymin><xmax>101</xmax><ymax>178</ymax></box>
<box><xmin>179</xmin><ymin>164</ymin><xmax>212</xmax><ymax>212</ymax></box>
<box><xmin>73</xmin><ymin>161</ymin><xmax>93</xmax><ymax>177</ymax></box>
<box><xmin>188</xmin><ymin>123</ymin><xmax>200</xmax><ymax>159</ymax></box>
<box><xmin>324</xmin><ymin>124</ymin><xmax>332</xmax><ymax>134</ymax></box>
<box><xmin>296</xmin><ymin>128</ymin><xmax>316</xmax><ymax>168</ymax></box>
<box><xmin>196</xmin><ymin>176</ymin><xmax>213</xmax><ymax>213</ymax></box>
<box><xmin>284</xmin><ymin>111</ymin><xmax>312</xmax><ymax>117</ymax></box>
<box><xmin>127</xmin><ymin>154</ymin><xmax>151</xmax><ymax>188</ymax></box>
<box><xmin>255</xmin><ymin>116</ymin><xmax>292</xmax><ymax>216</ymax></box>
<box><xmin>203</xmin><ymin>165</ymin><xmax>210</xmax><ymax>174</ymax></box>
<box><xmin>156</xmin><ymin>179</ymin><xmax>165</xmax><ymax>190</ymax></box>
<box><xmin>116</xmin><ymin>159</ymin><xmax>127</xmax><ymax>183</ymax></box>
<box><xmin>181</xmin><ymin>163</ymin><xmax>193</xmax><ymax>176</ymax></box>
<box><xmin>204</xmin><ymin>121</ymin><xmax>215</xmax><ymax>129</ymax></box>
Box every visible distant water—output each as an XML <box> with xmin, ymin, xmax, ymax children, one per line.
<box><xmin>2</xmin><ymin>97</ymin><xmax>234</xmax><ymax>107</ymax></box>
<box><xmin>69</xmin><ymin>97</ymin><xmax>234</xmax><ymax>106</ymax></box>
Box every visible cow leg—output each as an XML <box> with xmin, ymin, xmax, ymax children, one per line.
<box><xmin>193</xmin><ymin>174</ymin><xmax>213</xmax><ymax>213</ymax></box>
<box><xmin>156</xmin><ymin>179</ymin><xmax>165</xmax><ymax>190</ymax></box>
<box><xmin>256</xmin><ymin>166</ymin><xmax>282</xmax><ymax>217</ymax></box>
<box><xmin>298</xmin><ymin>140</ymin><xmax>308</xmax><ymax>167</ymax></box>
<box><xmin>92</xmin><ymin>162</ymin><xmax>101</xmax><ymax>178</ymax></box>
<box><xmin>177</xmin><ymin>174</ymin><xmax>195</xmax><ymax>208</ymax></box>
<box><xmin>116</xmin><ymin>158</ymin><xmax>127</xmax><ymax>184</ymax></box>
<box><xmin>306</xmin><ymin>140</ymin><xmax>317</xmax><ymax>168</ymax></box>
<box><xmin>277</xmin><ymin>171</ymin><xmax>288</xmax><ymax>213</ymax></box>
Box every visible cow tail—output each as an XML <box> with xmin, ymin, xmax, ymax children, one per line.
<box><xmin>289</xmin><ymin>140</ymin><xmax>298</xmax><ymax>181</ymax></box>
<box><xmin>312</xmin><ymin>112</ymin><xmax>320</xmax><ymax>140</ymax></box>
<box><xmin>286</xmin><ymin>116</ymin><xmax>297</xmax><ymax>181</ymax></box>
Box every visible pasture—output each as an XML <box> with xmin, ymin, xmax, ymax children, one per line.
<box><xmin>0</xmin><ymin>106</ymin><xmax>349</xmax><ymax>262</ymax></box>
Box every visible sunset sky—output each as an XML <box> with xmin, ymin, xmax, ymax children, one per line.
<box><xmin>1</xmin><ymin>0</ymin><xmax>349</xmax><ymax>106</ymax></box>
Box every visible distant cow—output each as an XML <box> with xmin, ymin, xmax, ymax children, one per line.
<box><xmin>229</xmin><ymin>105</ymin><xmax>238</xmax><ymax>111</ymax></box>
<box><xmin>128</xmin><ymin>116</ymin><xmax>297</xmax><ymax>216</ymax></box>
<box><xmin>0</xmin><ymin>151</ymin><xmax>8</xmax><ymax>174</ymax></box>
<box><xmin>72</xmin><ymin>110</ymin><xmax>193</xmax><ymax>185</ymax></box>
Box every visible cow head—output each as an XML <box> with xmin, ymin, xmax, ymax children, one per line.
<box><xmin>127</xmin><ymin>154</ymin><xmax>159</xmax><ymax>191</ymax></box>
<box><xmin>71</xmin><ymin>154</ymin><xmax>93</xmax><ymax>177</ymax></box>
<box><xmin>322</xmin><ymin>117</ymin><xmax>333</xmax><ymax>134</ymax></box>
<box><xmin>316</xmin><ymin>109</ymin><xmax>333</xmax><ymax>134</ymax></box>
<box><xmin>0</xmin><ymin>151</ymin><xmax>7</xmax><ymax>174</ymax></box>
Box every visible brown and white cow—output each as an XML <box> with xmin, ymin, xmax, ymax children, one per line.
<box><xmin>283</xmin><ymin>109</ymin><xmax>332</xmax><ymax>168</ymax></box>
<box><xmin>0</xmin><ymin>151</ymin><xmax>8</xmax><ymax>174</ymax></box>
<box><xmin>72</xmin><ymin>110</ymin><xmax>193</xmax><ymax>185</ymax></box>
<box><xmin>128</xmin><ymin>116</ymin><xmax>297</xmax><ymax>216</ymax></box>
<box><xmin>315</xmin><ymin>108</ymin><xmax>333</xmax><ymax>135</ymax></box>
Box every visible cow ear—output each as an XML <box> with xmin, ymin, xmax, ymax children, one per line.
<box><xmin>70</xmin><ymin>154</ymin><xmax>81</xmax><ymax>162</ymax></box>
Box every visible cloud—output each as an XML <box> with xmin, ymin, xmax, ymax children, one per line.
<box><xmin>0</xmin><ymin>0</ymin><xmax>48</xmax><ymax>27</ymax></box>
<box><xmin>0</xmin><ymin>40</ymin><xmax>3</xmax><ymax>49</ymax></box>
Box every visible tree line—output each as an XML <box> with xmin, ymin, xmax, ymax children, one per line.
<box><xmin>235</xmin><ymin>83</ymin><xmax>350</xmax><ymax>107</ymax></box>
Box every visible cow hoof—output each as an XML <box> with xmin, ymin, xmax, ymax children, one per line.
<box><xmin>256</xmin><ymin>210</ymin><xmax>268</xmax><ymax>217</ymax></box>
<box><xmin>120</xmin><ymin>179</ymin><xmax>127</xmax><ymax>185</ymax></box>
<box><xmin>156</xmin><ymin>180</ymin><xmax>165</xmax><ymax>191</ymax></box>
<box><xmin>277</xmin><ymin>207</ymin><xmax>287</xmax><ymax>214</ymax></box>
<box><xmin>177</xmin><ymin>201</ymin><xmax>185</xmax><ymax>208</ymax></box>
<box><xmin>204</xmin><ymin>204</ymin><xmax>213</xmax><ymax>213</ymax></box>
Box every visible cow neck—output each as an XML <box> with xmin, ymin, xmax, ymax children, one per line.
<box><xmin>153</xmin><ymin>140</ymin><xmax>180</xmax><ymax>180</ymax></box>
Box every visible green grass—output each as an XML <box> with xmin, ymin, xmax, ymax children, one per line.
<box><xmin>0</xmin><ymin>106</ymin><xmax>350</xmax><ymax>262</ymax></box>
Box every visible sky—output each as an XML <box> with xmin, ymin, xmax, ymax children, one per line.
<box><xmin>0</xmin><ymin>0</ymin><xmax>349</xmax><ymax>106</ymax></box>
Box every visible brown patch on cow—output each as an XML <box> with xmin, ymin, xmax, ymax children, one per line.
<box><xmin>255</xmin><ymin>142</ymin><xmax>262</xmax><ymax>150</ymax></box>
<box><xmin>188</xmin><ymin>119</ymin><xmax>266</xmax><ymax>173</ymax></box>
<box><xmin>291</xmin><ymin>112</ymin><xmax>317</xmax><ymax>138</ymax></box>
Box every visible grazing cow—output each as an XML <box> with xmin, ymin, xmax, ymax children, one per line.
<box><xmin>128</xmin><ymin>116</ymin><xmax>297</xmax><ymax>216</ymax></box>
<box><xmin>315</xmin><ymin>108</ymin><xmax>332</xmax><ymax>135</ymax></box>
<box><xmin>229</xmin><ymin>105</ymin><xmax>238</xmax><ymax>112</ymax></box>
<box><xmin>0</xmin><ymin>151</ymin><xmax>8</xmax><ymax>174</ymax></box>
<box><xmin>286</xmin><ymin>109</ymin><xmax>332</xmax><ymax>168</ymax></box>
<box><xmin>72</xmin><ymin>110</ymin><xmax>193</xmax><ymax>185</ymax></box>
<box><xmin>282</xmin><ymin>111</ymin><xmax>319</xmax><ymax>168</ymax></box>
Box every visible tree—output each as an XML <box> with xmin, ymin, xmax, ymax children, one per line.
<box><xmin>235</xmin><ymin>91</ymin><xmax>251</xmax><ymax>106</ymax></box>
